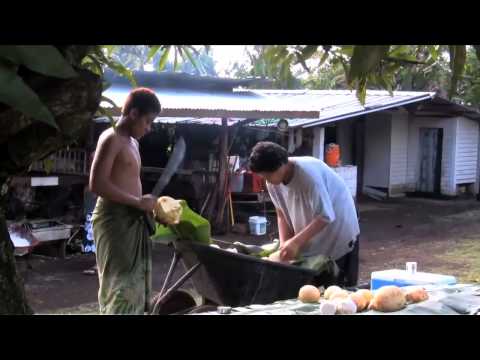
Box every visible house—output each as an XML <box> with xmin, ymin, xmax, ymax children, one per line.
<box><xmin>97</xmin><ymin>70</ymin><xmax>322</xmax><ymax>217</ymax></box>
<box><xmin>18</xmin><ymin>70</ymin><xmax>476</xmax><ymax>230</ymax></box>
<box><xmin>102</xmin><ymin>71</ymin><xmax>480</xmax><ymax>208</ymax></box>
<box><xmin>17</xmin><ymin>71</ymin><xmax>480</xmax><ymax>228</ymax></box>
<box><xmin>241</xmin><ymin>90</ymin><xmax>480</xmax><ymax>199</ymax></box>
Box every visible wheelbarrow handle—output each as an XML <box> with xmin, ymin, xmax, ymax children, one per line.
<box><xmin>159</xmin><ymin>250</ymin><xmax>181</xmax><ymax>298</ymax></box>
<box><xmin>150</xmin><ymin>262</ymin><xmax>202</xmax><ymax>315</ymax></box>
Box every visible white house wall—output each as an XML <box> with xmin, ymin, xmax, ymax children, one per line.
<box><xmin>309</xmin><ymin>112</ymin><xmax>478</xmax><ymax>198</ymax></box>
<box><xmin>389</xmin><ymin>111</ymin><xmax>409</xmax><ymax>195</ymax></box>
<box><xmin>455</xmin><ymin>117</ymin><xmax>479</xmax><ymax>185</ymax></box>
<box><xmin>406</xmin><ymin>117</ymin><xmax>457</xmax><ymax>195</ymax></box>
<box><xmin>363</xmin><ymin>113</ymin><xmax>392</xmax><ymax>189</ymax></box>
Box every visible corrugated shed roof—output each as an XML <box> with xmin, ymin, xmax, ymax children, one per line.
<box><xmin>236</xmin><ymin>89</ymin><xmax>435</xmax><ymax>128</ymax></box>
<box><xmin>154</xmin><ymin>117</ymin><xmax>245</xmax><ymax>126</ymax></box>
<box><xmin>102</xmin><ymin>86</ymin><xmax>320</xmax><ymax>119</ymax></box>
<box><xmin>94</xmin><ymin>116</ymin><xmax>246</xmax><ymax>127</ymax></box>
<box><xmin>417</xmin><ymin>96</ymin><xmax>480</xmax><ymax>120</ymax></box>
<box><xmin>104</xmin><ymin>74</ymin><xmax>473</xmax><ymax>127</ymax></box>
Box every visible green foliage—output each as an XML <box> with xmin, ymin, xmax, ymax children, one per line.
<box><xmin>457</xmin><ymin>47</ymin><xmax>480</xmax><ymax>107</ymax></box>
<box><xmin>4</xmin><ymin>44</ymin><xmax>478</xmax><ymax>137</ymax></box>
<box><xmin>0</xmin><ymin>45</ymin><xmax>80</xmax><ymax>128</ymax></box>
<box><xmin>229</xmin><ymin>46</ymin><xmax>301</xmax><ymax>88</ymax></box>
<box><xmin>449</xmin><ymin>45</ymin><xmax>467</xmax><ymax>99</ymax></box>
<box><xmin>157</xmin><ymin>46</ymin><xmax>171</xmax><ymax>71</ymax></box>
<box><xmin>0</xmin><ymin>60</ymin><xmax>59</xmax><ymax>129</ymax></box>
<box><xmin>109</xmin><ymin>45</ymin><xmax>216</xmax><ymax>76</ymax></box>
<box><xmin>239</xmin><ymin>45</ymin><xmax>480</xmax><ymax>106</ymax></box>
<box><xmin>0</xmin><ymin>44</ymin><xmax>213</xmax><ymax>134</ymax></box>
<box><xmin>0</xmin><ymin>46</ymin><xmax>77</xmax><ymax>78</ymax></box>
<box><xmin>302</xmin><ymin>60</ymin><xmax>347</xmax><ymax>90</ymax></box>
<box><xmin>153</xmin><ymin>46</ymin><xmax>217</xmax><ymax>76</ymax></box>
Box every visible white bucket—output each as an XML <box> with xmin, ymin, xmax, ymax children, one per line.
<box><xmin>248</xmin><ymin>216</ymin><xmax>267</xmax><ymax>236</ymax></box>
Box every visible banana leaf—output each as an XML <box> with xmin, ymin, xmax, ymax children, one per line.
<box><xmin>292</xmin><ymin>254</ymin><xmax>340</xmax><ymax>277</ymax></box>
<box><xmin>152</xmin><ymin>200</ymin><xmax>211</xmax><ymax>245</ymax></box>
<box><xmin>232</xmin><ymin>239</ymin><xmax>280</xmax><ymax>258</ymax></box>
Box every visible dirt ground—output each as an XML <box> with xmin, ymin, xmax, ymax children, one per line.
<box><xmin>17</xmin><ymin>195</ymin><xmax>480</xmax><ymax>314</ymax></box>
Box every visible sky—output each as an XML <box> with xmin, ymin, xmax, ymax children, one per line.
<box><xmin>210</xmin><ymin>45</ymin><xmax>251</xmax><ymax>76</ymax></box>
<box><xmin>210</xmin><ymin>45</ymin><xmax>311</xmax><ymax>78</ymax></box>
<box><xmin>143</xmin><ymin>45</ymin><xmax>251</xmax><ymax>76</ymax></box>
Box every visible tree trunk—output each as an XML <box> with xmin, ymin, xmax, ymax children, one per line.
<box><xmin>205</xmin><ymin>119</ymin><xmax>230</xmax><ymax>234</ymax></box>
<box><xmin>0</xmin><ymin>201</ymin><xmax>33</xmax><ymax>315</ymax></box>
<box><xmin>0</xmin><ymin>65</ymin><xmax>102</xmax><ymax>314</ymax></box>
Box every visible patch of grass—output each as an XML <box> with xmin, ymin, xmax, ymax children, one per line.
<box><xmin>435</xmin><ymin>237</ymin><xmax>480</xmax><ymax>283</ymax></box>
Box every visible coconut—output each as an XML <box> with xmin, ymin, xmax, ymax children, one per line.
<box><xmin>324</xmin><ymin>285</ymin><xmax>343</xmax><ymax>300</ymax></box>
<box><xmin>404</xmin><ymin>287</ymin><xmax>429</xmax><ymax>303</ymax></box>
<box><xmin>298</xmin><ymin>285</ymin><xmax>321</xmax><ymax>303</ymax></box>
<box><xmin>329</xmin><ymin>290</ymin><xmax>350</xmax><ymax>301</ymax></box>
<box><xmin>369</xmin><ymin>286</ymin><xmax>406</xmax><ymax>312</ymax></box>
<box><xmin>153</xmin><ymin>196</ymin><xmax>183</xmax><ymax>225</ymax></box>
<box><xmin>349</xmin><ymin>292</ymin><xmax>368</xmax><ymax>312</ymax></box>
<box><xmin>356</xmin><ymin>289</ymin><xmax>373</xmax><ymax>304</ymax></box>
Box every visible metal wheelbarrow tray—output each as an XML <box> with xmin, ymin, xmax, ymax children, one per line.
<box><xmin>151</xmin><ymin>239</ymin><xmax>335</xmax><ymax>314</ymax></box>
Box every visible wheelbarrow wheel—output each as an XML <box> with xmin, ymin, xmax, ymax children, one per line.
<box><xmin>151</xmin><ymin>289</ymin><xmax>200</xmax><ymax>315</ymax></box>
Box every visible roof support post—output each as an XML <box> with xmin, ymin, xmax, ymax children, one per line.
<box><xmin>288</xmin><ymin>129</ymin><xmax>295</xmax><ymax>154</ymax></box>
<box><xmin>313</xmin><ymin>127</ymin><xmax>325</xmax><ymax>161</ymax></box>
<box><xmin>213</xmin><ymin>118</ymin><xmax>229</xmax><ymax>232</ymax></box>
<box><xmin>295</xmin><ymin>128</ymin><xmax>303</xmax><ymax>149</ymax></box>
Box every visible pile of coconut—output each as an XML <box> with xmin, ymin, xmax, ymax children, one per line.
<box><xmin>297</xmin><ymin>284</ymin><xmax>429</xmax><ymax>315</ymax></box>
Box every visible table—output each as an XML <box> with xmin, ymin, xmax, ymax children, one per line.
<box><xmin>194</xmin><ymin>284</ymin><xmax>480</xmax><ymax>315</ymax></box>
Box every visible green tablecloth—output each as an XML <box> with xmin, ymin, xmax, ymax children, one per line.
<box><xmin>195</xmin><ymin>284</ymin><xmax>480</xmax><ymax>315</ymax></box>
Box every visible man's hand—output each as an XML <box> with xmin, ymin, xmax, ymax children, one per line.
<box><xmin>137</xmin><ymin>194</ymin><xmax>157</xmax><ymax>212</ymax></box>
<box><xmin>279</xmin><ymin>238</ymin><xmax>301</xmax><ymax>262</ymax></box>
<box><xmin>278</xmin><ymin>215</ymin><xmax>329</xmax><ymax>262</ymax></box>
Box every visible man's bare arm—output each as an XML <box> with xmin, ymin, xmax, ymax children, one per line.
<box><xmin>288</xmin><ymin>215</ymin><xmax>329</xmax><ymax>250</ymax></box>
<box><xmin>89</xmin><ymin>134</ymin><xmax>141</xmax><ymax>208</ymax></box>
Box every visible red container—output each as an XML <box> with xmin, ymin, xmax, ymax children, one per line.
<box><xmin>325</xmin><ymin>143</ymin><xmax>340</xmax><ymax>167</ymax></box>
<box><xmin>244</xmin><ymin>172</ymin><xmax>265</xmax><ymax>193</ymax></box>
<box><xmin>251</xmin><ymin>172</ymin><xmax>264</xmax><ymax>193</ymax></box>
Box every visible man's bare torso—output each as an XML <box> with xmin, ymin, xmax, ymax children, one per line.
<box><xmin>99</xmin><ymin>127</ymin><xmax>142</xmax><ymax>198</ymax></box>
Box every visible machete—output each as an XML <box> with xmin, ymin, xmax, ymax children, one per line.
<box><xmin>151</xmin><ymin>136</ymin><xmax>186</xmax><ymax>197</ymax></box>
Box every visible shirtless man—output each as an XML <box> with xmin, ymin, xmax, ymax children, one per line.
<box><xmin>89</xmin><ymin>87</ymin><xmax>161</xmax><ymax>314</ymax></box>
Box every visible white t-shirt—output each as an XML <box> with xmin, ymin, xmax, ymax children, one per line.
<box><xmin>267</xmin><ymin>156</ymin><xmax>360</xmax><ymax>260</ymax></box>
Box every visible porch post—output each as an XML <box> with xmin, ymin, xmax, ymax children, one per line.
<box><xmin>214</xmin><ymin>118</ymin><xmax>229</xmax><ymax>230</ymax></box>
<box><xmin>295</xmin><ymin>128</ymin><xmax>303</xmax><ymax>149</ymax></box>
<box><xmin>288</xmin><ymin>129</ymin><xmax>295</xmax><ymax>154</ymax></box>
<box><xmin>313</xmin><ymin>126</ymin><xmax>325</xmax><ymax>161</ymax></box>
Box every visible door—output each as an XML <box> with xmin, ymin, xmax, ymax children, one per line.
<box><xmin>418</xmin><ymin>128</ymin><xmax>443</xmax><ymax>193</ymax></box>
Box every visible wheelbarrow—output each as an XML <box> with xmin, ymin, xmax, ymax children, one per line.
<box><xmin>149</xmin><ymin>238</ymin><xmax>337</xmax><ymax>315</ymax></box>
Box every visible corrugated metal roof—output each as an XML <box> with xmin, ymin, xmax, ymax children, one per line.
<box><xmin>236</xmin><ymin>89</ymin><xmax>436</xmax><ymax>128</ymax></box>
<box><xmin>102</xmin><ymin>79</ymin><xmax>454</xmax><ymax>127</ymax></box>
<box><xmin>417</xmin><ymin>96</ymin><xmax>480</xmax><ymax>120</ymax></box>
<box><xmin>154</xmin><ymin>117</ymin><xmax>245</xmax><ymax>126</ymax></box>
<box><xmin>102</xmin><ymin>86</ymin><xmax>320</xmax><ymax>119</ymax></box>
<box><xmin>94</xmin><ymin>116</ymin><xmax>246</xmax><ymax>127</ymax></box>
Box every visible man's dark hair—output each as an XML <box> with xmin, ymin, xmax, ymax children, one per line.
<box><xmin>122</xmin><ymin>87</ymin><xmax>161</xmax><ymax>116</ymax></box>
<box><xmin>248</xmin><ymin>141</ymin><xmax>288</xmax><ymax>173</ymax></box>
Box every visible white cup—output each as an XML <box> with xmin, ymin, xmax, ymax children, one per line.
<box><xmin>406</xmin><ymin>262</ymin><xmax>417</xmax><ymax>274</ymax></box>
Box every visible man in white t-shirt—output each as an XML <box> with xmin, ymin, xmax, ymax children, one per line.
<box><xmin>248</xmin><ymin>141</ymin><xmax>360</xmax><ymax>286</ymax></box>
